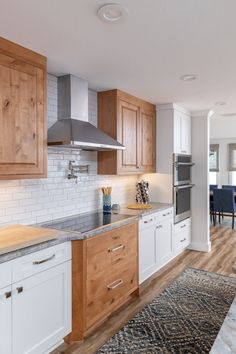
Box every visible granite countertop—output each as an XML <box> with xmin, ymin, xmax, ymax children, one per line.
<box><xmin>0</xmin><ymin>202</ymin><xmax>173</xmax><ymax>264</ymax></box>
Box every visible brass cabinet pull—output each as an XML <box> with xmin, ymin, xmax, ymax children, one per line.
<box><xmin>108</xmin><ymin>244</ymin><xmax>125</xmax><ymax>253</ymax></box>
<box><xmin>33</xmin><ymin>254</ymin><xmax>55</xmax><ymax>265</ymax></box>
<box><xmin>5</xmin><ymin>291</ymin><xmax>11</xmax><ymax>299</ymax></box>
<box><xmin>107</xmin><ymin>279</ymin><xmax>123</xmax><ymax>291</ymax></box>
<box><xmin>16</xmin><ymin>286</ymin><xmax>23</xmax><ymax>294</ymax></box>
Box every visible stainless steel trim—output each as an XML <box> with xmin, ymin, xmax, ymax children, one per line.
<box><xmin>107</xmin><ymin>279</ymin><xmax>123</xmax><ymax>291</ymax></box>
<box><xmin>33</xmin><ymin>254</ymin><xmax>56</xmax><ymax>265</ymax></box>
<box><xmin>174</xmin><ymin>162</ymin><xmax>195</xmax><ymax>166</ymax></box>
<box><xmin>175</xmin><ymin>184</ymin><xmax>194</xmax><ymax>190</ymax></box>
<box><xmin>108</xmin><ymin>244</ymin><xmax>125</xmax><ymax>253</ymax></box>
<box><xmin>174</xmin><ymin>211</ymin><xmax>191</xmax><ymax>223</ymax></box>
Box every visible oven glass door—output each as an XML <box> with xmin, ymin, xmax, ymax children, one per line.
<box><xmin>175</xmin><ymin>165</ymin><xmax>191</xmax><ymax>185</ymax></box>
<box><xmin>174</xmin><ymin>185</ymin><xmax>192</xmax><ymax>222</ymax></box>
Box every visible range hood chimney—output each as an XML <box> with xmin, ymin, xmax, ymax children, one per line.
<box><xmin>48</xmin><ymin>75</ymin><xmax>125</xmax><ymax>151</ymax></box>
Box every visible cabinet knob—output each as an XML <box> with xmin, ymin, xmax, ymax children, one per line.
<box><xmin>16</xmin><ymin>286</ymin><xmax>23</xmax><ymax>294</ymax></box>
<box><xmin>5</xmin><ymin>291</ymin><xmax>11</xmax><ymax>299</ymax></box>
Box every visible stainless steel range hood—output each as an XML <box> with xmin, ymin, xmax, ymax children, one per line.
<box><xmin>48</xmin><ymin>75</ymin><xmax>125</xmax><ymax>151</ymax></box>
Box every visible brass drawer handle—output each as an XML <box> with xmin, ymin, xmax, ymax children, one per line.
<box><xmin>108</xmin><ymin>244</ymin><xmax>125</xmax><ymax>253</ymax></box>
<box><xmin>107</xmin><ymin>279</ymin><xmax>123</xmax><ymax>291</ymax></box>
<box><xmin>33</xmin><ymin>254</ymin><xmax>55</xmax><ymax>265</ymax></box>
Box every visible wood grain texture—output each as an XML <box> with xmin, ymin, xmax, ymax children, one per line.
<box><xmin>53</xmin><ymin>223</ymin><xmax>236</xmax><ymax>354</ymax></box>
<box><xmin>97</xmin><ymin>89</ymin><xmax>156</xmax><ymax>175</ymax></box>
<box><xmin>66</xmin><ymin>222</ymin><xmax>138</xmax><ymax>342</ymax></box>
<box><xmin>0</xmin><ymin>37</ymin><xmax>47</xmax><ymax>179</ymax></box>
<box><xmin>0</xmin><ymin>225</ymin><xmax>57</xmax><ymax>254</ymax></box>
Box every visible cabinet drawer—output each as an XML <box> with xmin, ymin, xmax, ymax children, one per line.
<box><xmin>0</xmin><ymin>261</ymin><xmax>12</xmax><ymax>289</ymax></box>
<box><xmin>86</xmin><ymin>259</ymin><xmax>137</xmax><ymax>329</ymax></box>
<box><xmin>174</xmin><ymin>218</ymin><xmax>191</xmax><ymax>234</ymax></box>
<box><xmin>12</xmin><ymin>242</ymin><xmax>71</xmax><ymax>283</ymax></box>
<box><xmin>174</xmin><ymin>226</ymin><xmax>190</xmax><ymax>255</ymax></box>
<box><xmin>86</xmin><ymin>223</ymin><xmax>137</xmax><ymax>276</ymax></box>
<box><xmin>140</xmin><ymin>213</ymin><xmax>158</xmax><ymax>229</ymax></box>
<box><xmin>157</xmin><ymin>207</ymin><xmax>173</xmax><ymax>222</ymax></box>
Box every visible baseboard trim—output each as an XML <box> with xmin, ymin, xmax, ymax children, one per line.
<box><xmin>188</xmin><ymin>241</ymin><xmax>211</xmax><ymax>253</ymax></box>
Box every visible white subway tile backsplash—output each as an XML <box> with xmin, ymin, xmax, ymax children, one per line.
<box><xmin>0</xmin><ymin>74</ymin><xmax>138</xmax><ymax>227</ymax></box>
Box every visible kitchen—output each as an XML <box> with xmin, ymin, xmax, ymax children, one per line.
<box><xmin>0</xmin><ymin>1</ymin><xmax>236</xmax><ymax>354</ymax></box>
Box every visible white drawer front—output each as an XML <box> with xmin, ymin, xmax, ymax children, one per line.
<box><xmin>157</xmin><ymin>208</ymin><xmax>173</xmax><ymax>222</ymax></box>
<box><xmin>12</xmin><ymin>241</ymin><xmax>71</xmax><ymax>283</ymax></box>
<box><xmin>140</xmin><ymin>212</ymin><xmax>158</xmax><ymax>230</ymax></box>
<box><xmin>174</xmin><ymin>218</ymin><xmax>191</xmax><ymax>234</ymax></box>
<box><xmin>0</xmin><ymin>261</ymin><xmax>12</xmax><ymax>289</ymax></box>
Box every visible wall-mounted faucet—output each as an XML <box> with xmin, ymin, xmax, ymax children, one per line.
<box><xmin>67</xmin><ymin>160</ymin><xmax>89</xmax><ymax>183</ymax></box>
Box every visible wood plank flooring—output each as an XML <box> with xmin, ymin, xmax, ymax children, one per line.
<box><xmin>52</xmin><ymin>221</ymin><xmax>236</xmax><ymax>354</ymax></box>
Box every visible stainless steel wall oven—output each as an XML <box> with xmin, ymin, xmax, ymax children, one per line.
<box><xmin>173</xmin><ymin>154</ymin><xmax>194</xmax><ymax>223</ymax></box>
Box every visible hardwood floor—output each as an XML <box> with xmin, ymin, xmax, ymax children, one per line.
<box><xmin>52</xmin><ymin>222</ymin><xmax>236</xmax><ymax>354</ymax></box>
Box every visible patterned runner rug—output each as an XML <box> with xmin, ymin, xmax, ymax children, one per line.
<box><xmin>96</xmin><ymin>268</ymin><xmax>236</xmax><ymax>354</ymax></box>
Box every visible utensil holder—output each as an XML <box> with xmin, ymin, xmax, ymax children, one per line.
<box><xmin>103</xmin><ymin>195</ymin><xmax>112</xmax><ymax>213</ymax></box>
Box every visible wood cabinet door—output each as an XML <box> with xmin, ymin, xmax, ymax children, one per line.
<box><xmin>0</xmin><ymin>285</ymin><xmax>12</xmax><ymax>354</ymax></box>
<box><xmin>117</xmin><ymin>99</ymin><xmax>141</xmax><ymax>174</ymax></box>
<box><xmin>0</xmin><ymin>50</ymin><xmax>46</xmax><ymax>178</ymax></box>
<box><xmin>12</xmin><ymin>261</ymin><xmax>71</xmax><ymax>354</ymax></box>
<box><xmin>140</xmin><ymin>108</ymin><xmax>156</xmax><ymax>172</ymax></box>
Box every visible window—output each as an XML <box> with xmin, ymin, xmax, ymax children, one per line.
<box><xmin>209</xmin><ymin>144</ymin><xmax>219</xmax><ymax>172</ymax></box>
<box><xmin>209</xmin><ymin>172</ymin><xmax>218</xmax><ymax>185</ymax></box>
<box><xmin>228</xmin><ymin>144</ymin><xmax>236</xmax><ymax>184</ymax></box>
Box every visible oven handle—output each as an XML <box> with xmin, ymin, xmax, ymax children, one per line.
<box><xmin>174</xmin><ymin>162</ymin><xmax>195</xmax><ymax>166</ymax></box>
<box><xmin>175</xmin><ymin>184</ymin><xmax>195</xmax><ymax>190</ymax></box>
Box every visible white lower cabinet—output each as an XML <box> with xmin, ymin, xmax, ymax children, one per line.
<box><xmin>139</xmin><ymin>208</ymin><xmax>173</xmax><ymax>284</ymax></box>
<box><xmin>174</xmin><ymin>218</ymin><xmax>191</xmax><ymax>255</ymax></box>
<box><xmin>156</xmin><ymin>219</ymin><xmax>173</xmax><ymax>268</ymax></box>
<box><xmin>0</xmin><ymin>285</ymin><xmax>12</xmax><ymax>354</ymax></box>
<box><xmin>0</xmin><ymin>241</ymin><xmax>72</xmax><ymax>354</ymax></box>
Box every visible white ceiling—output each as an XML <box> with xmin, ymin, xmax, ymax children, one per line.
<box><xmin>0</xmin><ymin>0</ymin><xmax>236</xmax><ymax>114</ymax></box>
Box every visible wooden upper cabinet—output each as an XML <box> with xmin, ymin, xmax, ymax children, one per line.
<box><xmin>98</xmin><ymin>90</ymin><xmax>156</xmax><ymax>175</ymax></box>
<box><xmin>0</xmin><ymin>37</ymin><xmax>47</xmax><ymax>179</ymax></box>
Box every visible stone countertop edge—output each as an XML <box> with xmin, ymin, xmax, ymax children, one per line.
<box><xmin>0</xmin><ymin>203</ymin><xmax>173</xmax><ymax>264</ymax></box>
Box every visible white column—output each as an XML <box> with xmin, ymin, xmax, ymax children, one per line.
<box><xmin>189</xmin><ymin>110</ymin><xmax>213</xmax><ymax>252</ymax></box>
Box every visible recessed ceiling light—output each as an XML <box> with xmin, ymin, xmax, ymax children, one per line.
<box><xmin>215</xmin><ymin>101</ymin><xmax>226</xmax><ymax>106</ymax></box>
<box><xmin>97</xmin><ymin>3</ymin><xmax>127</xmax><ymax>23</ymax></box>
<box><xmin>180</xmin><ymin>74</ymin><xmax>197</xmax><ymax>81</ymax></box>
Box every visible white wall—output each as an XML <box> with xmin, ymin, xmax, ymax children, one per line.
<box><xmin>190</xmin><ymin>111</ymin><xmax>211</xmax><ymax>252</ymax></box>
<box><xmin>210</xmin><ymin>115</ymin><xmax>236</xmax><ymax>139</ymax></box>
<box><xmin>0</xmin><ymin>74</ymin><xmax>137</xmax><ymax>227</ymax></box>
<box><xmin>210</xmin><ymin>115</ymin><xmax>236</xmax><ymax>185</ymax></box>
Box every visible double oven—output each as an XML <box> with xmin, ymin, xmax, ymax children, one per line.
<box><xmin>173</xmin><ymin>154</ymin><xmax>194</xmax><ymax>223</ymax></box>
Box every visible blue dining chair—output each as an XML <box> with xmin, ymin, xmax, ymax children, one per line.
<box><xmin>222</xmin><ymin>185</ymin><xmax>236</xmax><ymax>192</ymax></box>
<box><xmin>213</xmin><ymin>188</ymin><xmax>236</xmax><ymax>228</ymax></box>
<box><xmin>210</xmin><ymin>184</ymin><xmax>218</xmax><ymax>191</ymax></box>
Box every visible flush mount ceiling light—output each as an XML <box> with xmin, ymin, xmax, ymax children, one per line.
<box><xmin>215</xmin><ymin>101</ymin><xmax>226</xmax><ymax>106</ymax></box>
<box><xmin>180</xmin><ymin>74</ymin><xmax>197</xmax><ymax>81</ymax></box>
<box><xmin>97</xmin><ymin>3</ymin><xmax>127</xmax><ymax>23</ymax></box>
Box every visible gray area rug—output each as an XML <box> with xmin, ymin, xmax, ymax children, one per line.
<box><xmin>97</xmin><ymin>268</ymin><xmax>236</xmax><ymax>354</ymax></box>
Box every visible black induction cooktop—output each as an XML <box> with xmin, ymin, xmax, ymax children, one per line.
<box><xmin>43</xmin><ymin>212</ymin><xmax>133</xmax><ymax>234</ymax></box>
